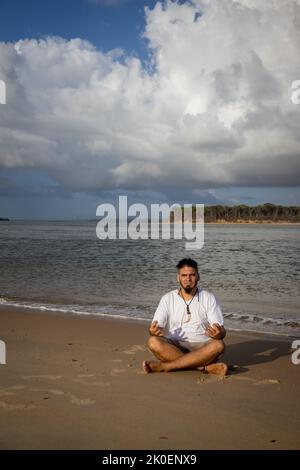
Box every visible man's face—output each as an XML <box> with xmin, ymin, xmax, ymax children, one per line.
<box><xmin>177</xmin><ymin>266</ymin><xmax>199</xmax><ymax>293</ymax></box>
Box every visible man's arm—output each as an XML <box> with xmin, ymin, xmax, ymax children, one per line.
<box><xmin>205</xmin><ymin>293</ymin><xmax>226</xmax><ymax>340</ymax></box>
<box><xmin>150</xmin><ymin>295</ymin><xmax>169</xmax><ymax>336</ymax></box>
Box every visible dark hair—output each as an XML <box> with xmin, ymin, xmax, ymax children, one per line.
<box><xmin>176</xmin><ymin>258</ymin><xmax>198</xmax><ymax>272</ymax></box>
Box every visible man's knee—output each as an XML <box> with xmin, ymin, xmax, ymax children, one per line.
<box><xmin>212</xmin><ymin>339</ymin><xmax>225</xmax><ymax>355</ymax></box>
<box><xmin>147</xmin><ymin>335</ymin><xmax>164</xmax><ymax>353</ymax></box>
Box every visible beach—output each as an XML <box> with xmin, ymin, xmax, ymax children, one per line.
<box><xmin>0</xmin><ymin>306</ymin><xmax>299</xmax><ymax>450</ymax></box>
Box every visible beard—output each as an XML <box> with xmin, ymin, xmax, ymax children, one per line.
<box><xmin>180</xmin><ymin>284</ymin><xmax>193</xmax><ymax>293</ymax></box>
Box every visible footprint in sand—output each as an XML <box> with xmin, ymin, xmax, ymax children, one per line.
<box><xmin>21</xmin><ymin>373</ymin><xmax>110</xmax><ymax>388</ymax></box>
<box><xmin>110</xmin><ymin>368</ymin><xmax>127</xmax><ymax>377</ymax></box>
<box><xmin>48</xmin><ymin>390</ymin><xmax>96</xmax><ymax>406</ymax></box>
<box><xmin>0</xmin><ymin>401</ymin><xmax>35</xmax><ymax>411</ymax></box>
<box><xmin>0</xmin><ymin>390</ymin><xmax>14</xmax><ymax>398</ymax></box>
<box><xmin>0</xmin><ymin>385</ymin><xmax>27</xmax><ymax>398</ymax></box>
<box><xmin>253</xmin><ymin>379</ymin><xmax>280</xmax><ymax>386</ymax></box>
<box><xmin>0</xmin><ymin>382</ymin><xmax>95</xmax><ymax>410</ymax></box>
<box><xmin>21</xmin><ymin>375</ymin><xmax>62</xmax><ymax>380</ymax></box>
<box><xmin>227</xmin><ymin>376</ymin><xmax>256</xmax><ymax>382</ymax></box>
<box><xmin>196</xmin><ymin>375</ymin><xmax>224</xmax><ymax>384</ymax></box>
<box><xmin>30</xmin><ymin>388</ymin><xmax>96</xmax><ymax>406</ymax></box>
<box><xmin>77</xmin><ymin>374</ymin><xmax>95</xmax><ymax>378</ymax></box>
<box><xmin>4</xmin><ymin>385</ymin><xmax>27</xmax><ymax>391</ymax></box>
<box><xmin>226</xmin><ymin>376</ymin><xmax>280</xmax><ymax>385</ymax></box>
<box><xmin>122</xmin><ymin>345</ymin><xmax>147</xmax><ymax>355</ymax></box>
<box><xmin>68</xmin><ymin>395</ymin><xmax>95</xmax><ymax>406</ymax></box>
<box><xmin>0</xmin><ymin>385</ymin><xmax>35</xmax><ymax>412</ymax></box>
<box><xmin>49</xmin><ymin>389</ymin><xmax>96</xmax><ymax>405</ymax></box>
<box><xmin>73</xmin><ymin>375</ymin><xmax>110</xmax><ymax>386</ymax></box>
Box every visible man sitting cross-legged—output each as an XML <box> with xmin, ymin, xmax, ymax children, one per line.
<box><xmin>142</xmin><ymin>258</ymin><xmax>227</xmax><ymax>377</ymax></box>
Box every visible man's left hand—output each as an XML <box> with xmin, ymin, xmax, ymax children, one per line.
<box><xmin>205</xmin><ymin>323</ymin><xmax>226</xmax><ymax>340</ymax></box>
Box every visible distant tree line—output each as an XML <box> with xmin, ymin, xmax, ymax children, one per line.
<box><xmin>171</xmin><ymin>203</ymin><xmax>300</xmax><ymax>223</ymax></box>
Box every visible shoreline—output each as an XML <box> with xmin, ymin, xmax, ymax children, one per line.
<box><xmin>205</xmin><ymin>221</ymin><xmax>300</xmax><ymax>225</ymax></box>
<box><xmin>0</xmin><ymin>304</ymin><xmax>298</xmax><ymax>341</ymax></box>
<box><xmin>2</xmin><ymin>219</ymin><xmax>300</xmax><ymax>225</ymax></box>
<box><xmin>0</xmin><ymin>306</ymin><xmax>299</xmax><ymax>449</ymax></box>
<box><xmin>169</xmin><ymin>221</ymin><xmax>300</xmax><ymax>225</ymax></box>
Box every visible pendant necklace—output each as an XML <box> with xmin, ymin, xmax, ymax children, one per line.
<box><xmin>180</xmin><ymin>288</ymin><xmax>198</xmax><ymax>323</ymax></box>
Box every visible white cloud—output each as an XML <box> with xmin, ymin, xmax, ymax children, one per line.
<box><xmin>0</xmin><ymin>0</ymin><xmax>299</xmax><ymax>192</ymax></box>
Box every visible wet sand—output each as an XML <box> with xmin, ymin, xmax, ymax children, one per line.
<box><xmin>0</xmin><ymin>306</ymin><xmax>299</xmax><ymax>449</ymax></box>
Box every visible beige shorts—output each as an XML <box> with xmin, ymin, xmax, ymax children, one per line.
<box><xmin>163</xmin><ymin>336</ymin><xmax>210</xmax><ymax>353</ymax></box>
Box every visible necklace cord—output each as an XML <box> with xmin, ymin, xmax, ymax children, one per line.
<box><xmin>180</xmin><ymin>287</ymin><xmax>198</xmax><ymax>314</ymax></box>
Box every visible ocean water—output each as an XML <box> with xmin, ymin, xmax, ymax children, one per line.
<box><xmin>0</xmin><ymin>220</ymin><xmax>299</xmax><ymax>337</ymax></box>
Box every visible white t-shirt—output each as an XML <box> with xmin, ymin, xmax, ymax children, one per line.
<box><xmin>153</xmin><ymin>288</ymin><xmax>224</xmax><ymax>344</ymax></box>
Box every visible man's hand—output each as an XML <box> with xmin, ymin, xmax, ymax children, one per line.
<box><xmin>149</xmin><ymin>321</ymin><xmax>164</xmax><ymax>337</ymax></box>
<box><xmin>205</xmin><ymin>323</ymin><xmax>226</xmax><ymax>340</ymax></box>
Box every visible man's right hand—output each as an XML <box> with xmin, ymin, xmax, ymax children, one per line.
<box><xmin>149</xmin><ymin>321</ymin><xmax>164</xmax><ymax>336</ymax></box>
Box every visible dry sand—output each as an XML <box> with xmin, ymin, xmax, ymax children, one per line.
<box><xmin>0</xmin><ymin>306</ymin><xmax>299</xmax><ymax>450</ymax></box>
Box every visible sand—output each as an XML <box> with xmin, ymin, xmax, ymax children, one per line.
<box><xmin>0</xmin><ymin>306</ymin><xmax>299</xmax><ymax>450</ymax></box>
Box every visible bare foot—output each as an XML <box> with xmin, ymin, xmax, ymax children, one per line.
<box><xmin>142</xmin><ymin>360</ymin><xmax>164</xmax><ymax>373</ymax></box>
<box><xmin>204</xmin><ymin>362</ymin><xmax>228</xmax><ymax>377</ymax></box>
<box><xmin>142</xmin><ymin>360</ymin><xmax>152</xmax><ymax>373</ymax></box>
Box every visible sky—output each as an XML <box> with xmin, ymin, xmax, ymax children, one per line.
<box><xmin>0</xmin><ymin>0</ymin><xmax>300</xmax><ymax>219</ymax></box>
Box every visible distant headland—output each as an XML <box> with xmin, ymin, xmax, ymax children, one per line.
<box><xmin>0</xmin><ymin>218</ymin><xmax>9</xmax><ymax>221</ymax></box>
<box><xmin>170</xmin><ymin>203</ymin><xmax>300</xmax><ymax>224</ymax></box>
